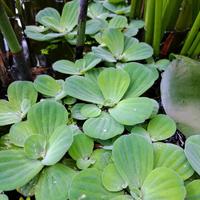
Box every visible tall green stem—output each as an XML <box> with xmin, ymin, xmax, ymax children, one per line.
<box><xmin>76</xmin><ymin>0</ymin><xmax>88</xmax><ymax>59</ymax></box>
<box><xmin>180</xmin><ymin>11</ymin><xmax>200</xmax><ymax>54</ymax></box>
<box><xmin>0</xmin><ymin>2</ymin><xmax>31</xmax><ymax>80</ymax></box>
<box><xmin>144</xmin><ymin>0</ymin><xmax>155</xmax><ymax>44</ymax></box>
<box><xmin>130</xmin><ymin>0</ymin><xmax>143</xmax><ymax>19</ymax></box>
<box><xmin>192</xmin><ymin>40</ymin><xmax>200</xmax><ymax>57</ymax></box>
<box><xmin>188</xmin><ymin>32</ymin><xmax>200</xmax><ymax>56</ymax></box>
<box><xmin>153</xmin><ymin>0</ymin><xmax>163</xmax><ymax>56</ymax></box>
<box><xmin>1</xmin><ymin>0</ymin><xmax>15</xmax><ymax>17</ymax></box>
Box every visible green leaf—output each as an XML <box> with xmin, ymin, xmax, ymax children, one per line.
<box><xmin>0</xmin><ymin>150</ymin><xmax>43</xmax><ymax>191</ymax></box>
<box><xmin>80</xmin><ymin>104</ymin><xmax>101</xmax><ymax>118</ymax></box>
<box><xmin>141</xmin><ymin>167</ymin><xmax>186</xmax><ymax>200</ymax></box>
<box><xmin>36</xmin><ymin>7</ymin><xmax>60</xmax><ymax>25</ymax></box>
<box><xmin>98</xmin><ymin>68</ymin><xmax>130</xmax><ymax>106</ymax></box>
<box><xmin>27</xmin><ymin>100</ymin><xmax>68</xmax><ymax>138</ymax></box>
<box><xmin>147</xmin><ymin>114</ymin><xmax>176</xmax><ymax>141</ymax></box>
<box><xmin>68</xmin><ymin>133</ymin><xmax>94</xmax><ymax>161</ymax></box>
<box><xmin>102</xmin><ymin>29</ymin><xmax>124</xmax><ymax>58</ymax></box>
<box><xmin>112</xmin><ymin>134</ymin><xmax>154</xmax><ymax>188</ymax></box>
<box><xmin>103</xmin><ymin>2</ymin><xmax>130</xmax><ymax>14</ymax></box>
<box><xmin>86</xmin><ymin>19</ymin><xmax>108</xmax><ymax>35</ymax></box>
<box><xmin>122</xmin><ymin>41</ymin><xmax>153</xmax><ymax>62</ymax></box>
<box><xmin>63</xmin><ymin>96</ymin><xmax>76</xmax><ymax>105</ymax></box>
<box><xmin>155</xmin><ymin>59</ymin><xmax>170</xmax><ymax>71</ymax></box>
<box><xmin>185</xmin><ymin>135</ymin><xmax>200</xmax><ymax>175</ymax></box>
<box><xmin>160</xmin><ymin>56</ymin><xmax>200</xmax><ymax>137</ymax></box>
<box><xmin>0</xmin><ymin>100</ymin><xmax>21</xmax><ymax>126</ymax></box>
<box><xmin>71</xmin><ymin>103</ymin><xmax>88</xmax><ymax>120</ymax></box>
<box><xmin>53</xmin><ymin>60</ymin><xmax>79</xmax><ymax>75</ymax></box>
<box><xmin>102</xmin><ymin>163</ymin><xmax>127</xmax><ymax>192</ymax></box>
<box><xmin>90</xmin><ymin>149</ymin><xmax>112</xmax><ymax>171</ymax></box>
<box><xmin>83</xmin><ymin>112</ymin><xmax>124</xmax><ymax>140</ymax></box>
<box><xmin>35</xmin><ymin>164</ymin><xmax>76</xmax><ymax>200</ymax></box>
<box><xmin>88</xmin><ymin>2</ymin><xmax>110</xmax><ymax>19</ymax></box>
<box><xmin>111</xmin><ymin>195</ymin><xmax>133</xmax><ymax>200</ymax></box>
<box><xmin>65</xmin><ymin>75</ymin><xmax>104</xmax><ymax>104</ymax></box>
<box><xmin>69</xmin><ymin>168</ymin><xmax>120</xmax><ymax>200</ymax></box>
<box><xmin>34</xmin><ymin>75</ymin><xmax>67</xmax><ymax>100</ymax></box>
<box><xmin>0</xmin><ymin>194</ymin><xmax>8</xmax><ymax>200</ymax></box>
<box><xmin>42</xmin><ymin>125</ymin><xmax>73</xmax><ymax>166</ymax></box>
<box><xmin>8</xmin><ymin>81</ymin><xmax>37</xmax><ymax>108</ymax></box>
<box><xmin>108</xmin><ymin>16</ymin><xmax>128</xmax><ymax>29</ymax></box>
<box><xmin>92</xmin><ymin>46</ymin><xmax>116</xmax><ymax>62</ymax></box>
<box><xmin>60</xmin><ymin>0</ymin><xmax>79</xmax><ymax>32</ymax></box>
<box><xmin>24</xmin><ymin>134</ymin><xmax>46</xmax><ymax>159</ymax></box>
<box><xmin>124</xmin><ymin>62</ymin><xmax>158</xmax><ymax>98</ymax></box>
<box><xmin>154</xmin><ymin>143</ymin><xmax>194</xmax><ymax>180</ymax></box>
<box><xmin>186</xmin><ymin>180</ymin><xmax>200</xmax><ymax>200</ymax></box>
<box><xmin>109</xmin><ymin>98</ymin><xmax>154</xmax><ymax>125</ymax></box>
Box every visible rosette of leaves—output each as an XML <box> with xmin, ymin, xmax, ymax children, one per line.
<box><xmin>131</xmin><ymin>114</ymin><xmax>177</xmax><ymax>141</ymax></box>
<box><xmin>53</xmin><ymin>52</ymin><xmax>101</xmax><ymax>75</ymax></box>
<box><xmin>161</xmin><ymin>56</ymin><xmax>200</xmax><ymax>137</ymax></box>
<box><xmin>69</xmin><ymin>134</ymin><xmax>192</xmax><ymax>199</ymax></box>
<box><xmin>92</xmin><ymin>28</ymin><xmax>153</xmax><ymax>63</ymax></box>
<box><xmin>0</xmin><ymin>81</ymin><xmax>37</xmax><ymax>126</ymax></box>
<box><xmin>0</xmin><ymin>100</ymin><xmax>75</xmax><ymax>200</ymax></box>
<box><xmin>65</xmin><ymin>64</ymin><xmax>158</xmax><ymax>140</ymax></box>
<box><xmin>34</xmin><ymin>75</ymin><xmax>68</xmax><ymax>100</ymax></box>
<box><xmin>25</xmin><ymin>0</ymin><xmax>79</xmax><ymax>42</ymax></box>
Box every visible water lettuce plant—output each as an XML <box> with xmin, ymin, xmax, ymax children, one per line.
<box><xmin>25</xmin><ymin>0</ymin><xmax>79</xmax><ymax>42</ymax></box>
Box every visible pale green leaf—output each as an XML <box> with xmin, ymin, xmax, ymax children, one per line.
<box><xmin>109</xmin><ymin>98</ymin><xmax>154</xmax><ymax>125</ymax></box>
<box><xmin>102</xmin><ymin>163</ymin><xmax>127</xmax><ymax>192</ymax></box>
<box><xmin>186</xmin><ymin>180</ymin><xmax>200</xmax><ymax>200</ymax></box>
<box><xmin>71</xmin><ymin>103</ymin><xmax>87</xmax><ymax>120</ymax></box>
<box><xmin>27</xmin><ymin>100</ymin><xmax>68</xmax><ymax>138</ymax></box>
<box><xmin>141</xmin><ymin>167</ymin><xmax>186</xmax><ymax>200</ymax></box>
<box><xmin>98</xmin><ymin>68</ymin><xmax>130</xmax><ymax>106</ymax></box>
<box><xmin>80</xmin><ymin>104</ymin><xmax>101</xmax><ymax>118</ymax></box>
<box><xmin>42</xmin><ymin>125</ymin><xmax>73</xmax><ymax>166</ymax></box>
<box><xmin>83</xmin><ymin>112</ymin><xmax>124</xmax><ymax>140</ymax></box>
<box><xmin>108</xmin><ymin>15</ymin><xmax>128</xmax><ymax>29</ymax></box>
<box><xmin>147</xmin><ymin>114</ymin><xmax>176</xmax><ymax>141</ymax></box>
<box><xmin>65</xmin><ymin>75</ymin><xmax>104</xmax><ymax>104</ymax></box>
<box><xmin>154</xmin><ymin>143</ymin><xmax>194</xmax><ymax>180</ymax></box>
<box><xmin>35</xmin><ymin>164</ymin><xmax>76</xmax><ymax>200</ymax></box>
<box><xmin>112</xmin><ymin>134</ymin><xmax>154</xmax><ymax>188</ymax></box>
<box><xmin>69</xmin><ymin>168</ymin><xmax>120</xmax><ymax>200</ymax></box>
<box><xmin>0</xmin><ymin>150</ymin><xmax>43</xmax><ymax>191</ymax></box>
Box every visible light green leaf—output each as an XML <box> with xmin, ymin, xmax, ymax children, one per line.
<box><xmin>8</xmin><ymin>81</ymin><xmax>37</xmax><ymax>108</ymax></box>
<box><xmin>102</xmin><ymin>163</ymin><xmax>127</xmax><ymax>192</ymax></box>
<box><xmin>0</xmin><ymin>194</ymin><xmax>8</xmax><ymax>200</ymax></box>
<box><xmin>98</xmin><ymin>68</ymin><xmax>130</xmax><ymax>106</ymax></box>
<box><xmin>141</xmin><ymin>167</ymin><xmax>186</xmax><ymax>200</ymax></box>
<box><xmin>65</xmin><ymin>75</ymin><xmax>104</xmax><ymax>104</ymax></box>
<box><xmin>35</xmin><ymin>164</ymin><xmax>76</xmax><ymax>200</ymax></box>
<box><xmin>24</xmin><ymin>134</ymin><xmax>46</xmax><ymax>159</ymax></box>
<box><xmin>124</xmin><ymin>62</ymin><xmax>158</xmax><ymax>98</ymax></box>
<box><xmin>111</xmin><ymin>195</ymin><xmax>133</xmax><ymax>200</ymax></box>
<box><xmin>90</xmin><ymin>149</ymin><xmax>112</xmax><ymax>171</ymax></box>
<box><xmin>53</xmin><ymin>60</ymin><xmax>79</xmax><ymax>75</ymax></box>
<box><xmin>109</xmin><ymin>98</ymin><xmax>154</xmax><ymax>125</ymax></box>
<box><xmin>108</xmin><ymin>15</ymin><xmax>128</xmax><ymax>29</ymax></box>
<box><xmin>40</xmin><ymin>16</ymin><xmax>63</xmax><ymax>32</ymax></box>
<box><xmin>60</xmin><ymin>0</ymin><xmax>79</xmax><ymax>32</ymax></box>
<box><xmin>0</xmin><ymin>100</ymin><xmax>21</xmax><ymax>126</ymax></box>
<box><xmin>103</xmin><ymin>2</ymin><xmax>130</xmax><ymax>14</ymax></box>
<box><xmin>186</xmin><ymin>180</ymin><xmax>200</xmax><ymax>200</ymax></box>
<box><xmin>69</xmin><ymin>168</ymin><xmax>120</xmax><ymax>200</ymax></box>
<box><xmin>68</xmin><ymin>133</ymin><xmax>94</xmax><ymax>161</ymax></box>
<box><xmin>0</xmin><ymin>150</ymin><xmax>43</xmax><ymax>191</ymax></box>
<box><xmin>147</xmin><ymin>114</ymin><xmax>176</xmax><ymax>141</ymax></box>
<box><xmin>27</xmin><ymin>100</ymin><xmax>68</xmax><ymax>138</ymax></box>
<box><xmin>36</xmin><ymin>7</ymin><xmax>60</xmax><ymax>25</ymax></box>
<box><xmin>185</xmin><ymin>135</ymin><xmax>200</xmax><ymax>175</ymax></box>
<box><xmin>154</xmin><ymin>143</ymin><xmax>194</xmax><ymax>180</ymax></box>
<box><xmin>92</xmin><ymin>46</ymin><xmax>116</xmax><ymax>62</ymax></box>
<box><xmin>80</xmin><ymin>104</ymin><xmax>101</xmax><ymax>118</ymax></box>
<box><xmin>9</xmin><ymin>122</ymin><xmax>33</xmax><ymax>147</ymax></box>
<box><xmin>112</xmin><ymin>134</ymin><xmax>154</xmax><ymax>188</ymax></box>
<box><xmin>42</xmin><ymin>125</ymin><xmax>73</xmax><ymax>166</ymax></box>
<box><xmin>86</xmin><ymin>19</ymin><xmax>108</xmax><ymax>35</ymax></box>
<box><xmin>63</xmin><ymin>96</ymin><xmax>76</xmax><ymax>105</ymax></box>
<box><xmin>160</xmin><ymin>56</ymin><xmax>200</xmax><ymax>137</ymax></box>
<box><xmin>103</xmin><ymin>29</ymin><xmax>124</xmax><ymax>58</ymax></box>
<box><xmin>88</xmin><ymin>2</ymin><xmax>110</xmax><ymax>19</ymax></box>
<box><xmin>122</xmin><ymin>41</ymin><xmax>153</xmax><ymax>62</ymax></box>
<box><xmin>83</xmin><ymin>112</ymin><xmax>124</xmax><ymax>140</ymax></box>
<box><xmin>155</xmin><ymin>59</ymin><xmax>170</xmax><ymax>71</ymax></box>
<box><xmin>71</xmin><ymin>103</ymin><xmax>87</xmax><ymax>120</ymax></box>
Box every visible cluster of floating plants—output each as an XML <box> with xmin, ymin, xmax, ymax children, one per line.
<box><xmin>0</xmin><ymin>0</ymin><xmax>200</xmax><ymax>200</ymax></box>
